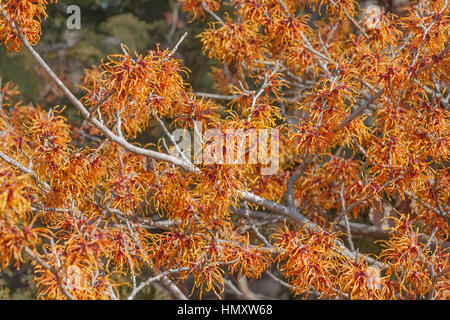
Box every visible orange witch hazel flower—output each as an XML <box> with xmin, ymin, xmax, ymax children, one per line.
<box><xmin>0</xmin><ymin>0</ymin><xmax>58</xmax><ymax>51</ymax></box>
<box><xmin>0</xmin><ymin>0</ymin><xmax>449</xmax><ymax>301</ymax></box>
<box><xmin>81</xmin><ymin>45</ymin><xmax>187</xmax><ymax>138</ymax></box>
<box><xmin>199</xmin><ymin>20</ymin><xmax>266</xmax><ymax>66</ymax></box>
<box><xmin>180</xmin><ymin>0</ymin><xmax>221</xmax><ymax>21</ymax></box>
<box><xmin>338</xmin><ymin>257</ymin><xmax>385</xmax><ymax>299</ymax></box>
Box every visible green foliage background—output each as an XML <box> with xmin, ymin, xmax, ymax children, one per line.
<box><xmin>0</xmin><ymin>0</ymin><xmax>212</xmax><ymax>105</ymax></box>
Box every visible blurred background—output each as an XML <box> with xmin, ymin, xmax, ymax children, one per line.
<box><xmin>0</xmin><ymin>0</ymin><xmax>215</xmax><ymax>115</ymax></box>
